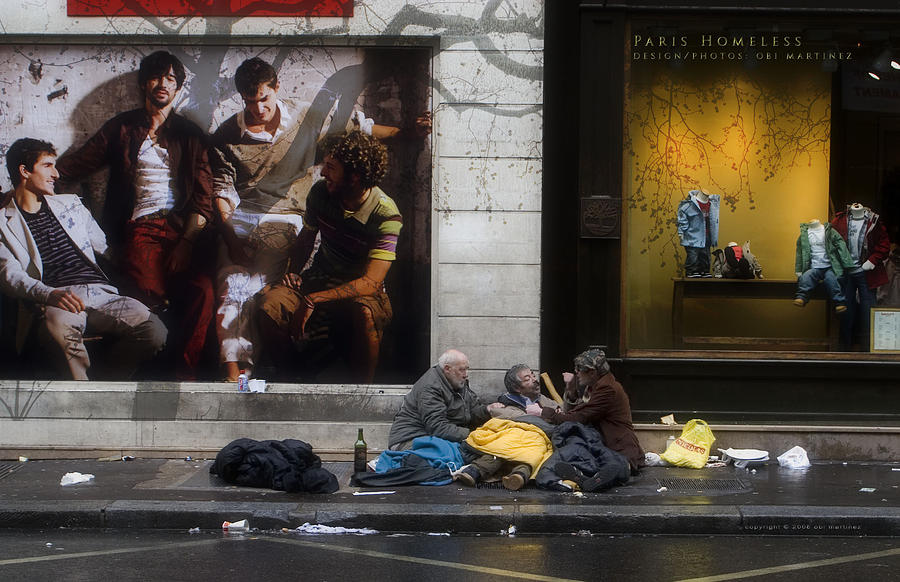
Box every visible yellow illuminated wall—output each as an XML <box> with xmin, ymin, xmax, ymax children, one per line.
<box><xmin>624</xmin><ymin>62</ymin><xmax>833</xmax><ymax>349</ymax></box>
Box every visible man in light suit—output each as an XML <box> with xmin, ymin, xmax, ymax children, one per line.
<box><xmin>0</xmin><ymin>138</ymin><xmax>167</xmax><ymax>379</ymax></box>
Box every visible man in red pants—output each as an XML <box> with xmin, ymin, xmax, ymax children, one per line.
<box><xmin>57</xmin><ymin>51</ymin><xmax>215</xmax><ymax>379</ymax></box>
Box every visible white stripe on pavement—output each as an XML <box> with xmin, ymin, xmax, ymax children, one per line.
<box><xmin>266</xmin><ymin>536</ymin><xmax>585</xmax><ymax>582</ymax></box>
<box><xmin>675</xmin><ymin>546</ymin><xmax>900</xmax><ymax>582</ymax></box>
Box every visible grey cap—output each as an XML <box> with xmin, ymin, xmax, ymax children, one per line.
<box><xmin>573</xmin><ymin>348</ymin><xmax>610</xmax><ymax>375</ymax></box>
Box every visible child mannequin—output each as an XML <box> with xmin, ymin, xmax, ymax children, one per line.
<box><xmin>794</xmin><ymin>218</ymin><xmax>854</xmax><ymax>314</ymax></box>
<box><xmin>677</xmin><ymin>188</ymin><xmax>720</xmax><ymax>277</ymax></box>
<box><xmin>830</xmin><ymin>202</ymin><xmax>891</xmax><ymax>349</ymax></box>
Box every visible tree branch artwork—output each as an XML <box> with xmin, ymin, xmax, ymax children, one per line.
<box><xmin>625</xmin><ymin>69</ymin><xmax>831</xmax><ymax>266</ymax></box>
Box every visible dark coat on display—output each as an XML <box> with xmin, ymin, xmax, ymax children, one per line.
<box><xmin>831</xmin><ymin>208</ymin><xmax>891</xmax><ymax>289</ymax></box>
<box><xmin>211</xmin><ymin>438</ymin><xmax>339</xmax><ymax>494</ymax></box>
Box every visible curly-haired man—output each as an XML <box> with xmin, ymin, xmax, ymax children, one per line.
<box><xmin>257</xmin><ymin>130</ymin><xmax>401</xmax><ymax>382</ymax></box>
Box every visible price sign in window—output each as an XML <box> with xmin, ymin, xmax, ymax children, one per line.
<box><xmin>870</xmin><ymin>308</ymin><xmax>900</xmax><ymax>353</ymax></box>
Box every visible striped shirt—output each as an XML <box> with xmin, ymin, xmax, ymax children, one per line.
<box><xmin>20</xmin><ymin>200</ymin><xmax>108</xmax><ymax>288</ymax></box>
<box><xmin>303</xmin><ymin>181</ymin><xmax>402</xmax><ymax>281</ymax></box>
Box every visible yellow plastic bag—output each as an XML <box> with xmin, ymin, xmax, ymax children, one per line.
<box><xmin>660</xmin><ymin>419</ymin><xmax>716</xmax><ymax>469</ymax></box>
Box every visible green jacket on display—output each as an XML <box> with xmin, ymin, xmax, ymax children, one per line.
<box><xmin>794</xmin><ymin>223</ymin><xmax>855</xmax><ymax>277</ymax></box>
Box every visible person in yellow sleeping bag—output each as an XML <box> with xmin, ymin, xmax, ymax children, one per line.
<box><xmin>453</xmin><ymin>417</ymin><xmax>553</xmax><ymax>491</ymax></box>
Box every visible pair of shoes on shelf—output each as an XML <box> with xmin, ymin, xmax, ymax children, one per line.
<box><xmin>452</xmin><ymin>464</ymin><xmax>481</xmax><ymax>487</ymax></box>
<box><xmin>501</xmin><ymin>472</ymin><xmax>526</xmax><ymax>491</ymax></box>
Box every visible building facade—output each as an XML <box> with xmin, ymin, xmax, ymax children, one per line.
<box><xmin>544</xmin><ymin>1</ymin><xmax>900</xmax><ymax>423</ymax></box>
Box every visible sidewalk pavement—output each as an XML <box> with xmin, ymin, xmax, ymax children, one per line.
<box><xmin>0</xmin><ymin>458</ymin><xmax>898</xmax><ymax>536</ymax></box>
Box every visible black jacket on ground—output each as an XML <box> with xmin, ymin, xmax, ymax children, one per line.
<box><xmin>535</xmin><ymin>421</ymin><xmax>630</xmax><ymax>491</ymax></box>
<box><xmin>211</xmin><ymin>438</ymin><xmax>338</xmax><ymax>494</ymax></box>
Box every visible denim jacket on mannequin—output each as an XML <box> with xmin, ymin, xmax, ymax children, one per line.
<box><xmin>677</xmin><ymin>190</ymin><xmax>720</xmax><ymax>248</ymax></box>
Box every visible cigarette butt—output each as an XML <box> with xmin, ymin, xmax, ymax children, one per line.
<box><xmin>540</xmin><ymin>372</ymin><xmax>564</xmax><ymax>405</ymax></box>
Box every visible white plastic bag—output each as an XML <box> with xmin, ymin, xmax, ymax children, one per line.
<box><xmin>60</xmin><ymin>472</ymin><xmax>95</xmax><ymax>486</ymax></box>
<box><xmin>777</xmin><ymin>446</ymin><xmax>811</xmax><ymax>469</ymax></box>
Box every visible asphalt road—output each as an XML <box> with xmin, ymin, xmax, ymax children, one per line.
<box><xmin>0</xmin><ymin>529</ymin><xmax>897</xmax><ymax>581</ymax></box>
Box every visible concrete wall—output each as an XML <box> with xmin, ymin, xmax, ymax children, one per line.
<box><xmin>0</xmin><ymin>0</ymin><xmax>544</xmax><ymax>398</ymax></box>
<box><xmin>3</xmin><ymin>381</ymin><xmax>896</xmax><ymax>461</ymax></box>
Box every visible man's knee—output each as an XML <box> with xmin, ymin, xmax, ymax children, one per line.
<box><xmin>134</xmin><ymin>313</ymin><xmax>168</xmax><ymax>353</ymax></box>
<box><xmin>41</xmin><ymin>308</ymin><xmax>85</xmax><ymax>346</ymax></box>
<box><xmin>259</xmin><ymin>285</ymin><xmax>303</xmax><ymax>329</ymax></box>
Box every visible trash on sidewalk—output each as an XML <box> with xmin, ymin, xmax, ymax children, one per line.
<box><xmin>352</xmin><ymin>490</ymin><xmax>396</xmax><ymax>496</ymax></box>
<box><xmin>97</xmin><ymin>455</ymin><xmax>135</xmax><ymax>462</ymax></box>
<box><xmin>777</xmin><ymin>446</ymin><xmax>811</xmax><ymax>469</ymax></box>
<box><xmin>18</xmin><ymin>456</ymin><xmax>27</xmax><ymax>462</ymax></box>
<box><xmin>661</xmin><ymin>419</ymin><xmax>716</xmax><ymax>468</ymax></box>
<box><xmin>502</xmin><ymin>525</ymin><xmax>517</xmax><ymax>536</ymax></box>
<box><xmin>248</xmin><ymin>379</ymin><xmax>267</xmax><ymax>393</ymax></box>
<box><xmin>657</xmin><ymin>486</ymin><xmax>668</xmax><ymax>493</ymax></box>
<box><xmin>188</xmin><ymin>527</ymin><xmax>200</xmax><ymax>534</ymax></box>
<box><xmin>644</xmin><ymin>452</ymin><xmax>667</xmax><ymax>466</ymax></box>
<box><xmin>859</xmin><ymin>487</ymin><xmax>876</xmax><ymax>493</ymax></box>
<box><xmin>660</xmin><ymin>414</ymin><xmax>677</xmax><ymax>425</ymax></box>
<box><xmin>719</xmin><ymin>448</ymin><xmax>769</xmax><ymax>469</ymax></box>
<box><xmin>221</xmin><ymin>519</ymin><xmax>249</xmax><ymax>532</ymax></box>
<box><xmin>283</xmin><ymin>522</ymin><xmax>378</xmax><ymax>535</ymax></box>
<box><xmin>60</xmin><ymin>472</ymin><xmax>94</xmax><ymax>486</ymax></box>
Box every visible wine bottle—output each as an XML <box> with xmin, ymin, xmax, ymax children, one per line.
<box><xmin>354</xmin><ymin>428</ymin><xmax>368</xmax><ymax>473</ymax></box>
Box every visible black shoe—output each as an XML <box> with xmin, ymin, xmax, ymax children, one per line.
<box><xmin>554</xmin><ymin>462</ymin><xmax>585</xmax><ymax>486</ymax></box>
<box><xmin>453</xmin><ymin>464</ymin><xmax>481</xmax><ymax>487</ymax></box>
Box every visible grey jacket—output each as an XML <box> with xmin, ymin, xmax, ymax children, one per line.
<box><xmin>0</xmin><ymin>193</ymin><xmax>110</xmax><ymax>351</ymax></box>
<box><xmin>388</xmin><ymin>365</ymin><xmax>490</xmax><ymax>449</ymax></box>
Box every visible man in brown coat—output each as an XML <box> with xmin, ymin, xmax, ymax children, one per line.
<box><xmin>540</xmin><ymin>348</ymin><xmax>643</xmax><ymax>473</ymax></box>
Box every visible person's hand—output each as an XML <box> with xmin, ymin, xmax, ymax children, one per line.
<box><xmin>47</xmin><ymin>289</ymin><xmax>85</xmax><ymax>313</ymax></box>
<box><xmin>525</xmin><ymin>403</ymin><xmax>542</xmax><ymax>415</ymax></box>
<box><xmin>562</xmin><ymin>372</ymin><xmax>574</xmax><ymax>384</ymax></box>
<box><xmin>282</xmin><ymin>272</ymin><xmax>303</xmax><ymax>290</ymax></box>
<box><xmin>414</xmin><ymin>112</ymin><xmax>432</xmax><ymax>137</ymax></box>
<box><xmin>486</xmin><ymin>402</ymin><xmax>503</xmax><ymax>411</ymax></box>
<box><xmin>166</xmin><ymin>238</ymin><xmax>193</xmax><ymax>274</ymax></box>
<box><xmin>289</xmin><ymin>295</ymin><xmax>315</xmax><ymax>340</ymax></box>
<box><xmin>862</xmin><ymin>260</ymin><xmax>875</xmax><ymax>271</ymax></box>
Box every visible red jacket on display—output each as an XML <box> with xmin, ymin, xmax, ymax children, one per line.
<box><xmin>831</xmin><ymin>208</ymin><xmax>891</xmax><ymax>289</ymax></box>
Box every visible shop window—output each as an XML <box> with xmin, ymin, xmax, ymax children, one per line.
<box><xmin>624</xmin><ymin>20</ymin><xmax>900</xmax><ymax>358</ymax></box>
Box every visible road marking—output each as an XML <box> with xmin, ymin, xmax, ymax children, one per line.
<box><xmin>267</xmin><ymin>536</ymin><xmax>584</xmax><ymax>582</ymax></box>
<box><xmin>0</xmin><ymin>539</ymin><xmax>220</xmax><ymax>567</ymax></box>
<box><xmin>675</xmin><ymin>546</ymin><xmax>900</xmax><ymax>582</ymax></box>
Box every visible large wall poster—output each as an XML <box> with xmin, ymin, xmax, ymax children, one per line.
<box><xmin>0</xmin><ymin>43</ymin><xmax>432</xmax><ymax>384</ymax></box>
<box><xmin>67</xmin><ymin>0</ymin><xmax>352</xmax><ymax>17</ymax></box>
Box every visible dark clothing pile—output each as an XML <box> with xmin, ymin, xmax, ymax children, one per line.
<box><xmin>211</xmin><ymin>438</ymin><xmax>338</xmax><ymax>494</ymax></box>
<box><xmin>353</xmin><ymin>453</ymin><xmax>451</xmax><ymax>487</ymax></box>
<box><xmin>535</xmin><ymin>421</ymin><xmax>631</xmax><ymax>492</ymax></box>
<box><xmin>354</xmin><ymin>435</ymin><xmax>464</xmax><ymax>487</ymax></box>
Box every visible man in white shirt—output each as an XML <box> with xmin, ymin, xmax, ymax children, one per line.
<box><xmin>57</xmin><ymin>51</ymin><xmax>215</xmax><ymax>380</ymax></box>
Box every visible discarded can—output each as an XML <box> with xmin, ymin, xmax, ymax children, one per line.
<box><xmin>222</xmin><ymin>519</ymin><xmax>249</xmax><ymax>532</ymax></box>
